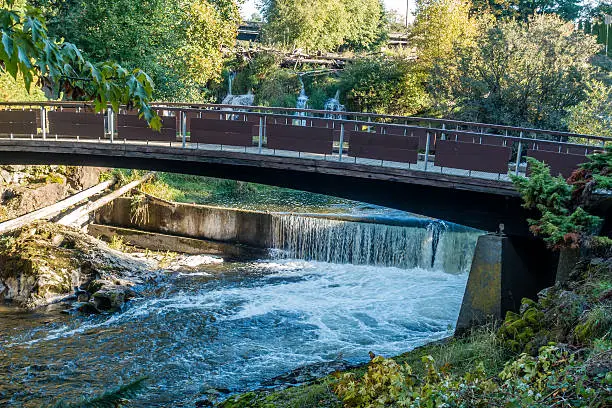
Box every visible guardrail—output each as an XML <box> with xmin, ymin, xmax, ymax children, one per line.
<box><xmin>0</xmin><ymin>101</ymin><xmax>608</xmax><ymax>181</ymax></box>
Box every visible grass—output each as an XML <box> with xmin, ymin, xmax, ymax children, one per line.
<box><xmin>394</xmin><ymin>323</ymin><xmax>510</xmax><ymax>378</ymax></box>
<box><xmin>108</xmin><ymin>235</ymin><xmax>128</xmax><ymax>252</ymax></box>
<box><xmin>100</xmin><ymin>169</ymin><xmax>348</xmax><ymax>211</ymax></box>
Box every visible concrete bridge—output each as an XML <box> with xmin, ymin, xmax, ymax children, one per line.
<box><xmin>0</xmin><ymin>101</ymin><xmax>608</xmax><ymax>328</ymax></box>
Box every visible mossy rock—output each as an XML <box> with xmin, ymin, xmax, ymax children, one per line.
<box><xmin>0</xmin><ymin>222</ymin><xmax>150</xmax><ymax>308</ymax></box>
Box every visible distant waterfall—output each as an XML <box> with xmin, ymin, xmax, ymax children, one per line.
<box><xmin>270</xmin><ymin>214</ymin><xmax>481</xmax><ymax>273</ymax></box>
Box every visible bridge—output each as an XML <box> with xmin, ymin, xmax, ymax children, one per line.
<box><xmin>0</xmin><ymin>101</ymin><xmax>606</xmax><ymax>236</ymax></box>
<box><xmin>0</xmin><ymin>101</ymin><xmax>608</xmax><ymax>329</ymax></box>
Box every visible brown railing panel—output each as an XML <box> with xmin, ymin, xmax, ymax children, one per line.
<box><xmin>267</xmin><ymin>124</ymin><xmax>333</xmax><ymax>154</ymax></box>
<box><xmin>117</xmin><ymin>115</ymin><xmax>176</xmax><ymax>141</ymax></box>
<box><xmin>0</xmin><ymin>110</ymin><xmax>38</xmax><ymax>135</ymax></box>
<box><xmin>48</xmin><ymin>112</ymin><xmax>104</xmax><ymax>139</ymax></box>
<box><xmin>200</xmin><ymin>111</ymin><xmax>223</xmax><ymax>120</ymax></box>
<box><xmin>566</xmin><ymin>145</ymin><xmax>597</xmax><ymax>155</ymax></box>
<box><xmin>190</xmin><ymin>118</ymin><xmax>253</xmax><ymax>146</ymax></box>
<box><xmin>526</xmin><ymin>150</ymin><xmax>587</xmax><ymax>178</ymax></box>
<box><xmin>435</xmin><ymin>140</ymin><xmax>512</xmax><ymax>173</ymax></box>
<box><xmin>409</xmin><ymin>127</ymin><xmax>435</xmax><ymax>151</ymax></box>
<box><xmin>532</xmin><ymin>140</ymin><xmax>563</xmax><ymax>152</ymax></box>
<box><xmin>348</xmin><ymin>131</ymin><xmax>418</xmax><ymax>163</ymax></box>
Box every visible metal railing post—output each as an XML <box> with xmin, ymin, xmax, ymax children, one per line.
<box><xmin>338</xmin><ymin>123</ymin><xmax>345</xmax><ymax>162</ymax></box>
<box><xmin>181</xmin><ymin>111</ymin><xmax>187</xmax><ymax>148</ymax></box>
<box><xmin>515</xmin><ymin>131</ymin><xmax>523</xmax><ymax>176</ymax></box>
<box><xmin>258</xmin><ymin>116</ymin><xmax>263</xmax><ymax>153</ymax></box>
<box><xmin>40</xmin><ymin>107</ymin><xmax>47</xmax><ymax>139</ymax></box>
<box><xmin>108</xmin><ymin>107</ymin><xmax>114</xmax><ymax>143</ymax></box>
<box><xmin>424</xmin><ymin>131</ymin><xmax>431</xmax><ymax>171</ymax></box>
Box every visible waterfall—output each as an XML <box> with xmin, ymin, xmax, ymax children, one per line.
<box><xmin>324</xmin><ymin>90</ymin><xmax>346</xmax><ymax>119</ymax></box>
<box><xmin>270</xmin><ymin>214</ymin><xmax>481</xmax><ymax>274</ymax></box>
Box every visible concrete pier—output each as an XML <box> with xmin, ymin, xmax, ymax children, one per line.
<box><xmin>455</xmin><ymin>234</ymin><xmax>557</xmax><ymax>332</ymax></box>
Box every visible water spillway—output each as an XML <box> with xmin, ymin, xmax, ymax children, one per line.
<box><xmin>270</xmin><ymin>214</ymin><xmax>480</xmax><ymax>273</ymax></box>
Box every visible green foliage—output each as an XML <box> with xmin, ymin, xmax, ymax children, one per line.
<box><xmin>395</xmin><ymin>324</ymin><xmax>509</xmax><ymax>378</ymax></box>
<box><xmin>50</xmin><ymin>376</ymin><xmax>148</xmax><ymax>407</ymax></box>
<box><xmin>335</xmin><ymin>354</ymin><xmax>495</xmax><ymax>407</ymax></box>
<box><xmin>573</xmin><ymin>304</ymin><xmax>612</xmax><ymax>345</ymax></box>
<box><xmin>499</xmin><ymin>346</ymin><xmax>602</xmax><ymax>407</ymax></box>
<box><xmin>0</xmin><ymin>70</ymin><xmax>45</xmax><ymax>101</ymax></box>
<box><xmin>34</xmin><ymin>0</ymin><xmax>240</xmax><ymax>101</ymax></box>
<box><xmin>472</xmin><ymin>0</ymin><xmax>583</xmax><ymax>21</ymax></box>
<box><xmin>411</xmin><ymin>0</ymin><xmax>481</xmax><ymax>71</ymax></box>
<box><xmin>261</xmin><ymin>0</ymin><xmax>386</xmax><ymax>52</ymax></box>
<box><xmin>511</xmin><ymin>158</ymin><xmax>604</xmax><ymax>248</ymax></box>
<box><xmin>256</xmin><ymin>69</ymin><xmax>301</xmax><ymax>107</ymax></box>
<box><xmin>568</xmin><ymin>79</ymin><xmax>612</xmax><ymax>137</ymax></box>
<box><xmin>0</xmin><ymin>0</ymin><xmax>160</xmax><ymax>127</ymax></box>
<box><xmin>430</xmin><ymin>14</ymin><xmax>600</xmax><ymax>129</ymax></box>
<box><xmin>334</xmin><ymin>346</ymin><xmax>610</xmax><ymax>407</ymax></box>
<box><xmin>499</xmin><ymin>299</ymin><xmax>547</xmax><ymax>354</ymax></box>
<box><xmin>511</xmin><ymin>158</ymin><xmax>573</xmax><ymax>212</ymax></box>
<box><xmin>338</xmin><ymin>57</ymin><xmax>429</xmax><ymax>115</ymax></box>
<box><xmin>534</xmin><ymin>207</ymin><xmax>603</xmax><ymax>248</ymax></box>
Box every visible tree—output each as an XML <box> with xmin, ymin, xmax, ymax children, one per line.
<box><xmin>33</xmin><ymin>0</ymin><xmax>240</xmax><ymax>101</ymax></box>
<box><xmin>411</xmin><ymin>0</ymin><xmax>481</xmax><ymax>70</ymax></box>
<box><xmin>429</xmin><ymin>14</ymin><xmax>600</xmax><ymax>130</ymax></box>
<box><xmin>0</xmin><ymin>0</ymin><xmax>159</xmax><ymax>126</ymax></box>
<box><xmin>567</xmin><ymin>79</ymin><xmax>612</xmax><ymax>137</ymax></box>
<box><xmin>338</xmin><ymin>57</ymin><xmax>430</xmax><ymax>115</ymax></box>
<box><xmin>471</xmin><ymin>0</ymin><xmax>582</xmax><ymax>21</ymax></box>
<box><xmin>261</xmin><ymin>0</ymin><xmax>386</xmax><ymax>52</ymax></box>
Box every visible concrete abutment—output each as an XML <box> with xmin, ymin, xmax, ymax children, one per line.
<box><xmin>456</xmin><ymin>234</ymin><xmax>557</xmax><ymax>333</ymax></box>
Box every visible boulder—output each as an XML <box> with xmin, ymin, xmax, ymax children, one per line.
<box><xmin>0</xmin><ymin>222</ymin><xmax>154</xmax><ymax>309</ymax></box>
<box><xmin>92</xmin><ymin>284</ymin><xmax>137</xmax><ymax>311</ymax></box>
<box><xmin>65</xmin><ymin>167</ymin><xmax>105</xmax><ymax>190</ymax></box>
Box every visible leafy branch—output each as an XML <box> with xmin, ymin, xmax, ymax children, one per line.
<box><xmin>510</xmin><ymin>156</ymin><xmax>610</xmax><ymax>249</ymax></box>
<box><xmin>0</xmin><ymin>0</ymin><xmax>160</xmax><ymax>129</ymax></box>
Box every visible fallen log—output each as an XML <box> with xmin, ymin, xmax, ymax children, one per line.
<box><xmin>0</xmin><ymin>178</ymin><xmax>116</xmax><ymax>235</ymax></box>
<box><xmin>56</xmin><ymin>172</ymin><xmax>154</xmax><ymax>227</ymax></box>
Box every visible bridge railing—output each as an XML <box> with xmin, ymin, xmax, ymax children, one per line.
<box><xmin>0</xmin><ymin>101</ymin><xmax>608</xmax><ymax>181</ymax></box>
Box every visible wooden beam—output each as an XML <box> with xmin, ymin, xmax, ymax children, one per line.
<box><xmin>0</xmin><ymin>178</ymin><xmax>116</xmax><ymax>235</ymax></box>
<box><xmin>56</xmin><ymin>172</ymin><xmax>154</xmax><ymax>227</ymax></box>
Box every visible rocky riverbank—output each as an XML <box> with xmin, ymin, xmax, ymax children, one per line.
<box><xmin>0</xmin><ymin>165</ymin><xmax>103</xmax><ymax>222</ymax></box>
<box><xmin>0</xmin><ymin>221</ymin><xmax>159</xmax><ymax>310</ymax></box>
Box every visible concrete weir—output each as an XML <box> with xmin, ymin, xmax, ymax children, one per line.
<box><xmin>455</xmin><ymin>234</ymin><xmax>557</xmax><ymax>332</ymax></box>
<box><xmin>95</xmin><ymin>196</ymin><xmax>274</xmax><ymax>248</ymax></box>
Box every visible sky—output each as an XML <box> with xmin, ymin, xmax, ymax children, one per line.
<box><xmin>240</xmin><ymin>0</ymin><xmax>416</xmax><ymax>22</ymax></box>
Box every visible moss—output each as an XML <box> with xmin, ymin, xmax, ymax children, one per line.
<box><xmin>218</xmin><ymin>380</ymin><xmax>341</xmax><ymax>408</ymax></box>
<box><xmin>573</xmin><ymin>305</ymin><xmax>612</xmax><ymax>345</ymax></box>
<box><xmin>498</xmin><ymin>299</ymin><xmax>547</xmax><ymax>354</ymax></box>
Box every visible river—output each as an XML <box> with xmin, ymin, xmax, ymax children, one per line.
<box><xmin>0</xmin><ymin>193</ymin><xmax>481</xmax><ymax>407</ymax></box>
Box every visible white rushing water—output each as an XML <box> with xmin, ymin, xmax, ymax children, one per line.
<box><xmin>271</xmin><ymin>214</ymin><xmax>481</xmax><ymax>273</ymax></box>
<box><xmin>1</xmin><ymin>259</ymin><xmax>470</xmax><ymax>407</ymax></box>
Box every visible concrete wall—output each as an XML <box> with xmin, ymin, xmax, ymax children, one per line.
<box><xmin>456</xmin><ymin>234</ymin><xmax>557</xmax><ymax>332</ymax></box>
<box><xmin>88</xmin><ymin>224</ymin><xmax>267</xmax><ymax>259</ymax></box>
<box><xmin>95</xmin><ymin>196</ymin><xmax>273</xmax><ymax>248</ymax></box>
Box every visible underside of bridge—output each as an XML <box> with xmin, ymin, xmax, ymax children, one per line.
<box><xmin>0</xmin><ymin>140</ymin><xmax>534</xmax><ymax>235</ymax></box>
